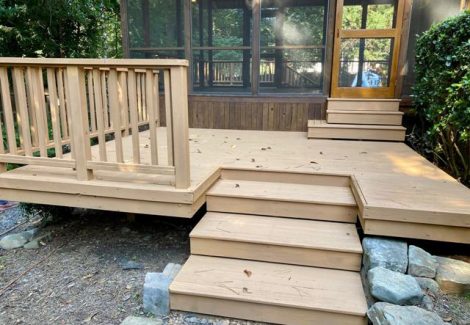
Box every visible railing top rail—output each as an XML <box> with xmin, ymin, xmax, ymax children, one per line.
<box><xmin>0</xmin><ymin>57</ymin><xmax>189</xmax><ymax>67</ymax></box>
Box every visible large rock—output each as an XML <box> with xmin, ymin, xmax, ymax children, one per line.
<box><xmin>121</xmin><ymin>316</ymin><xmax>162</xmax><ymax>325</ymax></box>
<box><xmin>367</xmin><ymin>302</ymin><xmax>445</xmax><ymax>325</ymax></box>
<box><xmin>0</xmin><ymin>229</ymin><xmax>37</xmax><ymax>250</ymax></box>
<box><xmin>363</xmin><ymin>237</ymin><xmax>408</xmax><ymax>273</ymax></box>
<box><xmin>368</xmin><ymin>267</ymin><xmax>424</xmax><ymax>305</ymax></box>
<box><xmin>408</xmin><ymin>246</ymin><xmax>437</xmax><ymax>278</ymax></box>
<box><xmin>435</xmin><ymin>256</ymin><xmax>470</xmax><ymax>295</ymax></box>
<box><xmin>143</xmin><ymin>263</ymin><xmax>182</xmax><ymax>316</ymax></box>
<box><xmin>415</xmin><ymin>277</ymin><xmax>440</xmax><ymax>296</ymax></box>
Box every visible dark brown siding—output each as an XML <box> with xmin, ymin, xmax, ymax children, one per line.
<box><xmin>187</xmin><ymin>95</ymin><xmax>326</xmax><ymax>131</ymax></box>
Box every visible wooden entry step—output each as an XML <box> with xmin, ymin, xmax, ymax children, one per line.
<box><xmin>327</xmin><ymin>98</ymin><xmax>401</xmax><ymax>111</ymax></box>
<box><xmin>206</xmin><ymin>179</ymin><xmax>358</xmax><ymax>223</ymax></box>
<box><xmin>170</xmin><ymin>255</ymin><xmax>368</xmax><ymax>325</ymax></box>
<box><xmin>327</xmin><ymin>110</ymin><xmax>404</xmax><ymax>126</ymax></box>
<box><xmin>308</xmin><ymin>120</ymin><xmax>406</xmax><ymax>142</ymax></box>
<box><xmin>190</xmin><ymin>212</ymin><xmax>363</xmax><ymax>271</ymax></box>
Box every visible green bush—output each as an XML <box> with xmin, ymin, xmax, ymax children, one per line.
<box><xmin>412</xmin><ymin>10</ymin><xmax>470</xmax><ymax>186</ymax></box>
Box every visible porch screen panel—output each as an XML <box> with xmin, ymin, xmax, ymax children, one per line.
<box><xmin>127</xmin><ymin>0</ymin><xmax>185</xmax><ymax>58</ymax></box>
<box><xmin>259</xmin><ymin>0</ymin><xmax>328</xmax><ymax>94</ymax></box>
<box><xmin>192</xmin><ymin>0</ymin><xmax>252</xmax><ymax>92</ymax></box>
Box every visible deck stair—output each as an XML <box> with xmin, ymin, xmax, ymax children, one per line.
<box><xmin>308</xmin><ymin>98</ymin><xmax>406</xmax><ymax>141</ymax></box>
<box><xmin>169</xmin><ymin>169</ymin><xmax>368</xmax><ymax>325</ymax></box>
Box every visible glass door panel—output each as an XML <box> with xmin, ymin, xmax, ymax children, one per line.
<box><xmin>331</xmin><ymin>0</ymin><xmax>404</xmax><ymax>98</ymax></box>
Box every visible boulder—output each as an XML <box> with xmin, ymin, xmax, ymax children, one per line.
<box><xmin>121</xmin><ymin>316</ymin><xmax>162</xmax><ymax>325</ymax></box>
<box><xmin>415</xmin><ymin>277</ymin><xmax>440</xmax><ymax>296</ymax></box>
<box><xmin>143</xmin><ymin>263</ymin><xmax>182</xmax><ymax>316</ymax></box>
<box><xmin>435</xmin><ymin>256</ymin><xmax>470</xmax><ymax>295</ymax></box>
<box><xmin>0</xmin><ymin>229</ymin><xmax>37</xmax><ymax>250</ymax></box>
<box><xmin>367</xmin><ymin>302</ymin><xmax>445</xmax><ymax>325</ymax></box>
<box><xmin>408</xmin><ymin>246</ymin><xmax>437</xmax><ymax>278</ymax></box>
<box><xmin>363</xmin><ymin>237</ymin><xmax>408</xmax><ymax>273</ymax></box>
<box><xmin>368</xmin><ymin>267</ymin><xmax>424</xmax><ymax>305</ymax></box>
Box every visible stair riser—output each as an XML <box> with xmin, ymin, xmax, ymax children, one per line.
<box><xmin>328</xmin><ymin>100</ymin><xmax>400</xmax><ymax>111</ymax></box>
<box><xmin>220</xmin><ymin>169</ymin><xmax>351</xmax><ymax>187</ymax></box>
<box><xmin>170</xmin><ymin>294</ymin><xmax>367</xmax><ymax>325</ymax></box>
<box><xmin>327</xmin><ymin>113</ymin><xmax>402</xmax><ymax>126</ymax></box>
<box><xmin>308</xmin><ymin>128</ymin><xmax>405</xmax><ymax>142</ymax></box>
<box><xmin>191</xmin><ymin>238</ymin><xmax>362</xmax><ymax>271</ymax></box>
<box><xmin>207</xmin><ymin>196</ymin><xmax>358</xmax><ymax>223</ymax></box>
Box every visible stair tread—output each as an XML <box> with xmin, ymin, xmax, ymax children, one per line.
<box><xmin>170</xmin><ymin>255</ymin><xmax>368</xmax><ymax>316</ymax></box>
<box><xmin>308</xmin><ymin>120</ymin><xmax>406</xmax><ymax>130</ymax></box>
<box><xmin>327</xmin><ymin>110</ymin><xmax>403</xmax><ymax>115</ymax></box>
<box><xmin>191</xmin><ymin>212</ymin><xmax>362</xmax><ymax>253</ymax></box>
<box><xmin>207</xmin><ymin>179</ymin><xmax>356</xmax><ymax>206</ymax></box>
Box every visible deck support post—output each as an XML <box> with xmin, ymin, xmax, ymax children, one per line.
<box><xmin>169</xmin><ymin>66</ymin><xmax>190</xmax><ymax>189</ymax></box>
<box><xmin>66</xmin><ymin>66</ymin><xmax>94</xmax><ymax>181</ymax></box>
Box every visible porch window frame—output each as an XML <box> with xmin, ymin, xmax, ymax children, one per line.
<box><xmin>120</xmin><ymin>0</ymin><xmax>337</xmax><ymax>97</ymax></box>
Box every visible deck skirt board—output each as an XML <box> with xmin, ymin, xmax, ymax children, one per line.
<box><xmin>170</xmin><ymin>256</ymin><xmax>368</xmax><ymax>323</ymax></box>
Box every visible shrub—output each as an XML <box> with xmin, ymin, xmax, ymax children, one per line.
<box><xmin>412</xmin><ymin>10</ymin><xmax>470</xmax><ymax>186</ymax></box>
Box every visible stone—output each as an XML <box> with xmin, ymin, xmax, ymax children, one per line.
<box><xmin>415</xmin><ymin>277</ymin><xmax>440</xmax><ymax>296</ymax></box>
<box><xmin>363</xmin><ymin>237</ymin><xmax>408</xmax><ymax>273</ymax></box>
<box><xmin>0</xmin><ymin>229</ymin><xmax>37</xmax><ymax>250</ymax></box>
<box><xmin>143</xmin><ymin>263</ymin><xmax>182</xmax><ymax>317</ymax></box>
<box><xmin>408</xmin><ymin>246</ymin><xmax>437</xmax><ymax>278</ymax></box>
<box><xmin>368</xmin><ymin>267</ymin><xmax>424</xmax><ymax>305</ymax></box>
<box><xmin>367</xmin><ymin>302</ymin><xmax>445</xmax><ymax>325</ymax></box>
<box><xmin>421</xmin><ymin>295</ymin><xmax>434</xmax><ymax>311</ymax></box>
<box><xmin>121</xmin><ymin>261</ymin><xmax>143</xmax><ymax>270</ymax></box>
<box><xmin>435</xmin><ymin>256</ymin><xmax>470</xmax><ymax>295</ymax></box>
<box><xmin>120</xmin><ymin>316</ymin><xmax>163</xmax><ymax>325</ymax></box>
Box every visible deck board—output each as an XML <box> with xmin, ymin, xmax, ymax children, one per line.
<box><xmin>0</xmin><ymin>128</ymin><xmax>469</xmax><ymax>242</ymax></box>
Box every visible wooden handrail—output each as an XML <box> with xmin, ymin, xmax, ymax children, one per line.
<box><xmin>0</xmin><ymin>58</ymin><xmax>191</xmax><ymax>189</ymax></box>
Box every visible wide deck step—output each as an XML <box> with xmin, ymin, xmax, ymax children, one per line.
<box><xmin>206</xmin><ymin>179</ymin><xmax>357</xmax><ymax>223</ymax></box>
<box><xmin>327</xmin><ymin>98</ymin><xmax>400</xmax><ymax>111</ymax></box>
<box><xmin>308</xmin><ymin>121</ymin><xmax>406</xmax><ymax>142</ymax></box>
<box><xmin>170</xmin><ymin>256</ymin><xmax>368</xmax><ymax>325</ymax></box>
<box><xmin>190</xmin><ymin>212</ymin><xmax>362</xmax><ymax>271</ymax></box>
<box><xmin>327</xmin><ymin>110</ymin><xmax>403</xmax><ymax>126</ymax></box>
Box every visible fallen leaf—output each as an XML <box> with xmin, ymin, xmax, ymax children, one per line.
<box><xmin>244</xmin><ymin>269</ymin><xmax>252</xmax><ymax>277</ymax></box>
<box><xmin>83</xmin><ymin>312</ymin><xmax>98</xmax><ymax>323</ymax></box>
<box><xmin>235</xmin><ymin>184</ymin><xmax>240</xmax><ymax>188</ymax></box>
<box><xmin>243</xmin><ymin>287</ymin><xmax>252</xmax><ymax>294</ymax></box>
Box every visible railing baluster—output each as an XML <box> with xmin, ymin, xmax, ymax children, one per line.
<box><xmin>0</xmin><ymin>67</ymin><xmax>17</xmax><ymax>154</ymax></box>
<box><xmin>46</xmin><ymin>68</ymin><xmax>63</xmax><ymax>158</ymax></box>
<box><xmin>86</xmin><ymin>69</ymin><xmax>97</xmax><ymax>132</ymax></box>
<box><xmin>108</xmin><ymin>69</ymin><xmax>124</xmax><ymax>163</ymax></box>
<box><xmin>66</xmin><ymin>66</ymin><xmax>93</xmax><ymax>180</ymax></box>
<box><xmin>92</xmin><ymin>69</ymin><xmax>107</xmax><ymax>162</ymax></box>
<box><xmin>12</xmin><ymin>68</ymin><xmax>32</xmax><ymax>156</ymax></box>
<box><xmin>100</xmin><ymin>69</ymin><xmax>110</xmax><ymax>129</ymax></box>
<box><xmin>137</xmin><ymin>72</ymin><xmax>143</xmax><ymax>122</ymax></box>
<box><xmin>145</xmin><ymin>69</ymin><xmax>158</xmax><ymax>165</ymax></box>
<box><xmin>118</xmin><ymin>69</ymin><xmax>130</xmax><ymax>136</ymax></box>
<box><xmin>127</xmin><ymin>69</ymin><xmax>141</xmax><ymax>164</ymax></box>
<box><xmin>25</xmin><ymin>68</ymin><xmax>39</xmax><ymax>148</ymax></box>
<box><xmin>27</xmin><ymin>68</ymin><xmax>48</xmax><ymax>157</ymax></box>
<box><xmin>56</xmin><ymin>68</ymin><xmax>69</xmax><ymax>139</ymax></box>
<box><xmin>164</xmin><ymin>70</ymin><xmax>174</xmax><ymax>166</ymax></box>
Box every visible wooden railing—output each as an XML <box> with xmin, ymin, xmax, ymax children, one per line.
<box><xmin>0</xmin><ymin>58</ymin><xmax>190</xmax><ymax>189</ymax></box>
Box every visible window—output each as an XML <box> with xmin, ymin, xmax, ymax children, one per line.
<box><xmin>125</xmin><ymin>0</ymin><xmax>330</xmax><ymax>94</ymax></box>
<box><xmin>192</xmin><ymin>0</ymin><xmax>252</xmax><ymax>92</ymax></box>
<box><xmin>260</xmin><ymin>0</ymin><xmax>328</xmax><ymax>93</ymax></box>
<box><xmin>127</xmin><ymin>0</ymin><xmax>184</xmax><ymax>58</ymax></box>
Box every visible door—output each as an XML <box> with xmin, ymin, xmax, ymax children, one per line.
<box><xmin>331</xmin><ymin>0</ymin><xmax>405</xmax><ymax>98</ymax></box>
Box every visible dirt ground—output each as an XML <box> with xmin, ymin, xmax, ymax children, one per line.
<box><xmin>0</xmin><ymin>204</ymin><xmax>468</xmax><ymax>325</ymax></box>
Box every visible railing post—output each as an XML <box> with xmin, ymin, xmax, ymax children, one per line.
<box><xmin>66</xmin><ymin>66</ymin><xmax>93</xmax><ymax>181</ymax></box>
<box><xmin>169</xmin><ymin>66</ymin><xmax>190</xmax><ymax>189</ymax></box>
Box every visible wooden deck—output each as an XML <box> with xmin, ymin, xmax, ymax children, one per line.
<box><xmin>1</xmin><ymin>127</ymin><xmax>469</xmax><ymax>243</ymax></box>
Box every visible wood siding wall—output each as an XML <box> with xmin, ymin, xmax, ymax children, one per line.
<box><xmin>182</xmin><ymin>96</ymin><xmax>326</xmax><ymax>132</ymax></box>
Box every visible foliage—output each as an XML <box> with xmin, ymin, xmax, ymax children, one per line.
<box><xmin>0</xmin><ymin>0</ymin><xmax>121</xmax><ymax>58</ymax></box>
<box><xmin>412</xmin><ymin>11</ymin><xmax>470</xmax><ymax>185</ymax></box>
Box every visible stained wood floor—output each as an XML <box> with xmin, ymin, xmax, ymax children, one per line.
<box><xmin>0</xmin><ymin>128</ymin><xmax>469</xmax><ymax>243</ymax></box>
